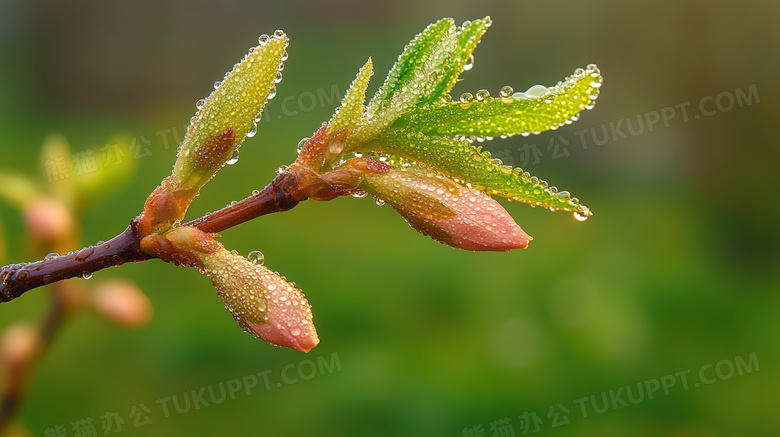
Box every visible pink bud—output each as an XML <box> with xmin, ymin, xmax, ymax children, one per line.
<box><xmin>22</xmin><ymin>196</ymin><xmax>73</xmax><ymax>245</ymax></box>
<box><xmin>1</xmin><ymin>323</ymin><xmax>42</xmax><ymax>371</ymax></box>
<box><xmin>360</xmin><ymin>166</ymin><xmax>531</xmax><ymax>251</ymax></box>
<box><xmin>199</xmin><ymin>248</ymin><xmax>319</xmax><ymax>352</ymax></box>
<box><xmin>92</xmin><ymin>279</ymin><xmax>153</xmax><ymax>328</ymax></box>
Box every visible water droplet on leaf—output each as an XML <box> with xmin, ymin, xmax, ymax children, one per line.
<box><xmin>227</xmin><ymin>150</ymin><xmax>240</xmax><ymax>165</ymax></box>
<box><xmin>463</xmin><ymin>54</ymin><xmax>474</xmax><ymax>71</ymax></box>
<box><xmin>460</xmin><ymin>92</ymin><xmax>474</xmax><ymax>103</ymax></box>
<box><xmin>246</xmin><ymin>123</ymin><xmax>257</xmax><ymax>138</ymax></box>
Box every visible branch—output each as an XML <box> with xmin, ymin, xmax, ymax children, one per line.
<box><xmin>0</xmin><ymin>172</ymin><xmax>303</xmax><ymax>303</ymax></box>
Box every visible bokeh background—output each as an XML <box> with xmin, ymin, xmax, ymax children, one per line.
<box><xmin>1</xmin><ymin>0</ymin><xmax>778</xmax><ymax>436</ymax></box>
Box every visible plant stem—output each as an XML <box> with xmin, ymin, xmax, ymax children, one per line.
<box><xmin>184</xmin><ymin>169</ymin><xmax>302</xmax><ymax>233</ymax></box>
<box><xmin>0</xmin><ymin>172</ymin><xmax>303</xmax><ymax>303</ymax></box>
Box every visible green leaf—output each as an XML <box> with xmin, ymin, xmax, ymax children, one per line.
<box><xmin>393</xmin><ymin>64</ymin><xmax>603</xmax><ymax>138</ymax></box>
<box><xmin>327</xmin><ymin>58</ymin><xmax>373</xmax><ymax>135</ymax></box>
<box><xmin>422</xmin><ymin>17</ymin><xmax>491</xmax><ymax>105</ymax></box>
<box><xmin>173</xmin><ymin>32</ymin><xmax>288</xmax><ymax>191</ymax></box>
<box><xmin>356</xmin><ymin>18</ymin><xmax>457</xmax><ymax>142</ymax></box>
<box><xmin>0</xmin><ymin>171</ymin><xmax>39</xmax><ymax>209</ymax></box>
<box><xmin>362</xmin><ymin>131</ymin><xmax>592</xmax><ymax>218</ymax></box>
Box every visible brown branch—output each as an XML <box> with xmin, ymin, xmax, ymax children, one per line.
<box><xmin>184</xmin><ymin>168</ymin><xmax>302</xmax><ymax>233</ymax></box>
<box><xmin>0</xmin><ymin>172</ymin><xmax>305</xmax><ymax>303</ymax></box>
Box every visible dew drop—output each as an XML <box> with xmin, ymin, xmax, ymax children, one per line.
<box><xmin>281</xmin><ymin>50</ymin><xmax>289</xmax><ymax>61</ymax></box>
<box><xmin>252</xmin><ymin>189</ymin><xmax>260</xmax><ymax>196</ymax></box>
<box><xmin>525</xmin><ymin>84</ymin><xmax>550</xmax><ymax>98</ymax></box>
<box><xmin>374</xmin><ymin>197</ymin><xmax>386</xmax><ymax>207</ymax></box>
<box><xmin>213</xmin><ymin>80</ymin><xmax>221</xmax><ymax>89</ymax></box>
<box><xmin>81</xmin><ymin>271</ymin><xmax>93</xmax><ymax>280</ymax></box>
<box><xmin>352</xmin><ymin>190</ymin><xmax>367</xmax><ymax>198</ymax></box>
<box><xmin>499</xmin><ymin>86</ymin><xmax>514</xmax><ymax>98</ymax></box>
<box><xmin>247</xmin><ymin>251</ymin><xmax>265</xmax><ymax>265</ymax></box>
<box><xmin>44</xmin><ymin>252</ymin><xmax>59</xmax><ymax>261</ymax></box>
<box><xmin>274</xmin><ymin>71</ymin><xmax>283</xmax><ymax>84</ymax></box>
<box><xmin>557</xmin><ymin>191</ymin><xmax>571</xmax><ymax>201</ymax></box>
<box><xmin>258</xmin><ymin>34</ymin><xmax>270</xmax><ymax>45</ymax></box>
<box><xmin>227</xmin><ymin>150</ymin><xmax>240</xmax><ymax>165</ymax></box>
<box><xmin>267</xmin><ymin>86</ymin><xmax>277</xmax><ymax>99</ymax></box>
<box><xmin>297</xmin><ymin>137</ymin><xmax>309</xmax><ymax>153</ymax></box>
<box><xmin>74</xmin><ymin>247</ymin><xmax>94</xmax><ymax>262</ymax></box>
<box><xmin>573</xmin><ymin>211</ymin><xmax>589</xmax><ymax>222</ymax></box>
<box><xmin>475</xmin><ymin>89</ymin><xmax>490</xmax><ymax>101</ymax></box>
<box><xmin>462</xmin><ymin>54</ymin><xmax>474</xmax><ymax>71</ymax></box>
<box><xmin>246</xmin><ymin>123</ymin><xmax>257</xmax><ymax>138</ymax></box>
<box><xmin>459</xmin><ymin>92</ymin><xmax>474</xmax><ymax>103</ymax></box>
<box><xmin>273</xmin><ymin>29</ymin><xmax>285</xmax><ymax>38</ymax></box>
<box><xmin>290</xmin><ymin>327</ymin><xmax>301</xmax><ymax>336</ymax></box>
<box><xmin>196</xmin><ymin>99</ymin><xmax>206</xmax><ymax>110</ymax></box>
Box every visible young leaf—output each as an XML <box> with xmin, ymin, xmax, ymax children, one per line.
<box><xmin>421</xmin><ymin>17</ymin><xmax>491</xmax><ymax>105</ymax></box>
<box><xmin>141</xmin><ymin>32</ymin><xmax>288</xmax><ymax>234</ymax></box>
<box><xmin>362</xmin><ymin>131</ymin><xmax>592</xmax><ymax>218</ymax></box>
<box><xmin>356</xmin><ymin>18</ymin><xmax>457</xmax><ymax>142</ymax></box>
<box><xmin>327</xmin><ymin>58</ymin><xmax>374</xmax><ymax>135</ymax></box>
<box><xmin>393</xmin><ymin>64</ymin><xmax>602</xmax><ymax>138</ymax></box>
<box><xmin>173</xmin><ymin>32</ymin><xmax>289</xmax><ymax>191</ymax></box>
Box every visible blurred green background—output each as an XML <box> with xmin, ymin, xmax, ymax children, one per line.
<box><xmin>1</xmin><ymin>0</ymin><xmax>778</xmax><ymax>436</ymax></box>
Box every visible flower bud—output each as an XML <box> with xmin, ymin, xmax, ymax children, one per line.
<box><xmin>1</xmin><ymin>323</ymin><xmax>42</xmax><ymax>372</ymax></box>
<box><xmin>198</xmin><ymin>248</ymin><xmax>319</xmax><ymax>352</ymax></box>
<box><xmin>22</xmin><ymin>196</ymin><xmax>73</xmax><ymax>246</ymax></box>
<box><xmin>92</xmin><ymin>279</ymin><xmax>153</xmax><ymax>328</ymax></box>
<box><xmin>359</xmin><ymin>164</ymin><xmax>531</xmax><ymax>251</ymax></box>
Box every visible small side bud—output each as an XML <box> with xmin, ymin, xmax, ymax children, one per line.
<box><xmin>92</xmin><ymin>279</ymin><xmax>153</xmax><ymax>328</ymax></box>
<box><xmin>1</xmin><ymin>324</ymin><xmax>42</xmax><ymax>372</ymax></box>
<box><xmin>359</xmin><ymin>163</ymin><xmax>531</xmax><ymax>251</ymax></box>
<box><xmin>199</xmin><ymin>248</ymin><xmax>319</xmax><ymax>352</ymax></box>
<box><xmin>173</xmin><ymin>32</ymin><xmax>288</xmax><ymax>191</ymax></box>
<box><xmin>22</xmin><ymin>196</ymin><xmax>73</xmax><ymax>246</ymax></box>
